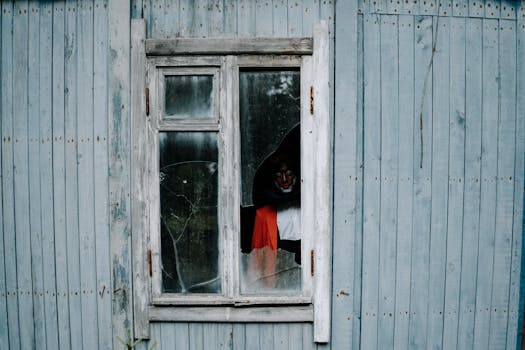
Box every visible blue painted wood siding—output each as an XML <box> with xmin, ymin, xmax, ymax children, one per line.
<box><xmin>1</xmin><ymin>1</ymin><xmax>112</xmax><ymax>349</ymax></box>
<box><xmin>332</xmin><ymin>1</ymin><xmax>525</xmax><ymax>350</ymax></box>
<box><xmin>0</xmin><ymin>0</ymin><xmax>523</xmax><ymax>350</ymax></box>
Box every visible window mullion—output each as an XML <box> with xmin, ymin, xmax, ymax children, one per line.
<box><xmin>219</xmin><ymin>55</ymin><xmax>240</xmax><ymax>299</ymax></box>
<box><xmin>147</xmin><ymin>62</ymin><xmax>162</xmax><ymax>300</ymax></box>
<box><xmin>230</xmin><ymin>55</ymin><xmax>241</xmax><ymax>300</ymax></box>
<box><xmin>301</xmin><ymin>55</ymin><xmax>314</xmax><ymax>299</ymax></box>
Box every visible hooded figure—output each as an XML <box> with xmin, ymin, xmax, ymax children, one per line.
<box><xmin>248</xmin><ymin>125</ymin><xmax>301</xmax><ymax>288</ymax></box>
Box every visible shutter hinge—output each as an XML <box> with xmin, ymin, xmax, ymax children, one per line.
<box><xmin>310</xmin><ymin>249</ymin><xmax>315</xmax><ymax>276</ymax></box>
<box><xmin>145</xmin><ymin>87</ymin><xmax>150</xmax><ymax>116</ymax></box>
<box><xmin>310</xmin><ymin>86</ymin><xmax>314</xmax><ymax>115</ymax></box>
<box><xmin>148</xmin><ymin>249</ymin><xmax>152</xmax><ymax>277</ymax></box>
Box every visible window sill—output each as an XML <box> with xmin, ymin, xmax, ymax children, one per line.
<box><xmin>148</xmin><ymin>305</ymin><xmax>314</xmax><ymax>323</ymax></box>
<box><xmin>152</xmin><ymin>295</ymin><xmax>312</xmax><ymax>306</ymax></box>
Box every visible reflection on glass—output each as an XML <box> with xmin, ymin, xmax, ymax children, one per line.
<box><xmin>159</xmin><ymin>132</ymin><xmax>220</xmax><ymax>293</ymax></box>
<box><xmin>164</xmin><ymin>75</ymin><xmax>213</xmax><ymax>119</ymax></box>
<box><xmin>239</xmin><ymin>70</ymin><xmax>301</xmax><ymax>295</ymax></box>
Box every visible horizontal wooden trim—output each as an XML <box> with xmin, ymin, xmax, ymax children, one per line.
<box><xmin>156</xmin><ymin>122</ymin><xmax>220</xmax><ymax>132</ymax></box>
<box><xmin>146</xmin><ymin>38</ymin><xmax>313</xmax><ymax>56</ymax></box>
<box><xmin>149</xmin><ymin>305</ymin><xmax>314</xmax><ymax>322</ymax></box>
<box><xmin>152</xmin><ymin>295</ymin><xmax>311</xmax><ymax>306</ymax></box>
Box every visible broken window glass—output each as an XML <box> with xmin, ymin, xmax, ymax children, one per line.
<box><xmin>159</xmin><ymin>132</ymin><xmax>220</xmax><ymax>293</ymax></box>
<box><xmin>164</xmin><ymin>75</ymin><xmax>214</xmax><ymax>119</ymax></box>
<box><xmin>239</xmin><ymin>69</ymin><xmax>301</xmax><ymax>295</ymax></box>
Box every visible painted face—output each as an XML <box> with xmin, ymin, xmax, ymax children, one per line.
<box><xmin>273</xmin><ymin>162</ymin><xmax>296</xmax><ymax>193</ymax></box>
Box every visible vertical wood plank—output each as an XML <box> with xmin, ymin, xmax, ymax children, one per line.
<box><xmin>484</xmin><ymin>0</ymin><xmax>501</xmax><ymax>18</ymax></box>
<box><xmin>38</xmin><ymin>3</ymin><xmax>59</xmax><ymax>349</ymax></box>
<box><xmin>301</xmin><ymin>0</ymin><xmax>317</xmax><ymax>37</ymax></box>
<box><xmin>473</xmin><ymin>17</ymin><xmax>499</xmax><ymax>350</ymax></box>
<box><xmin>132</xmin><ymin>0</ymin><xmax>142</xmax><ymax>19</ymax></box>
<box><xmin>500</xmin><ymin>1</ymin><xmax>518</xmax><ymax>20</ymax></box>
<box><xmin>288</xmin><ymin>323</ymin><xmax>303</xmax><ymax>350</ymax></box>
<box><xmin>386</xmin><ymin>0</ymin><xmax>398</xmax><ymax>14</ymax></box>
<box><xmin>149</xmin><ymin>0</ymin><xmax>163</xmax><ymax>38</ymax></box>
<box><xmin>224</xmin><ymin>0</ymin><xmax>238</xmax><ymax>36</ymax></box>
<box><xmin>218</xmin><ymin>323</ymin><xmax>234</xmax><ymax>349</ymax></box>
<box><xmin>51</xmin><ymin>2</ymin><xmax>71</xmax><ymax>349</ymax></box>
<box><xmin>163</xmin><ymin>0</ymin><xmax>179</xmax><ymax>38</ymax></box>
<box><xmin>442</xmin><ymin>15</ymin><xmax>466</xmax><ymax>350</ymax></box>
<box><xmin>64</xmin><ymin>2</ymin><xmax>83</xmax><ymax>348</ymax></box>
<box><xmin>203</xmin><ymin>324</ymin><xmax>218</xmax><ymax>349</ymax></box>
<box><xmin>302</xmin><ymin>323</ymin><xmax>315</xmax><ymax>350</ymax></box>
<box><xmin>427</xmin><ymin>15</ymin><xmax>449</xmax><ymax>350</ymax></box>
<box><xmin>245</xmin><ymin>324</ymin><xmax>260</xmax><ymax>350</ymax></box>
<box><xmin>469</xmin><ymin>0</ymin><xmax>484</xmax><ymax>17</ymax></box>
<box><xmin>0</xmin><ymin>5</ymin><xmax>4</xmax><ymax>350</ymax></box>
<box><xmin>312</xmin><ymin>20</ymin><xmax>331</xmax><ymax>343</ymax></box>
<box><xmin>370</xmin><ymin>0</ymin><xmax>386</xmax><ymax>14</ymax></box>
<box><xmin>488</xmin><ymin>18</ymin><xmax>516</xmax><ymax>350</ymax></box>
<box><xmin>109</xmin><ymin>0</ymin><xmax>132</xmax><ymax>345</ymax></box>
<box><xmin>420</xmin><ymin>0</ymin><xmax>437</xmax><ymax>15</ymax></box>
<box><xmin>209</xmin><ymin>0</ymin><xmax>224</xmax><ymax>37</ymax></box>
<box><xmin>160</xmin><ymin>323</ymin><xmax>176</xmax><ymax>349</ymax></box>
<box><xmin>77</xmin><ymin>2</ymin><xmax>99</xmax><ymax>348</ymax></box>
<box><xmin>255</xmin><ymin>0</ymin><xmax>273</xmax><ymax>36</ymax></box>
<box><xmin>13</xmin><ymin>2</ymin><xmax>35</xmax><ymax>349</ymax></box>
<box><xmin>361</xmin><ymin>13</ymin><xmax>381</xmax><ymax>350</ymax></box>
<box><xmin>452</xmin><ymin>0</ymin><xmax>469</xmax><ymax>16</ymax></box>
<box><xmin>332</xmin><ymin>1</ymin><xmax>359</xmax><ymax>349</ymax></box>
<box><xmin>94</xmin><ymin>1</ymin><xmax>112</xmax><ymax>348</ymax></box>
<box><xmin>237</xmin><ymin>0</ymin><xmax>255</xmax><ymax>37</ymax></box>
<box><xmin>438</xmin><ymin>0</ymin><xmax>453</xmax><ymax>16</ymax></box>
<box><xmin>151</xmin><ymin>323</ymin><xmax>162</xmax><ymax>350</ymax></box>
<box><xmin>272</xmin><ymin>0</ymin><xmax>288</xmax><ymax>35</ymax></box>
<box><xmin>0</xmin><ymin>4</ymin><xmax>9</xmax><ymax>340</ymax></box>
<box><xmin>353</xmin><ymin>14</ymin><xmax>364</xmax><ymax>350</ymax></box>
<box><xmin>393</xmin><ymin>14</ymin><xmax>414</xmax><ymax>350</ymax></box>
<box><xmin>287</xmin><ymin>0</ymin><xmax>302</xmax><ymax>36</ymax></box>
<box><xmin>378</xmin><ymin>14</ymin><xmax>399</xmax><ymax>350</ymax></box>
<box><xmin>319</xmin><ymin>0</ymin><xmax>334</xmax><ymax>37</ymax></box>
<box><xmin>257</xmin><ymin>324</ymin><xmax>273</xmax><ymax>350</ymax></box>
<box><xmin>408</xmin><ymin>15</ymin><xmax>433</xmax><ymax>350</ymax></box>
<box><xmin>507</xmin><ymin>11</ymin><xmax>525</xmax><ymax>349</ymax></box>
<box><xmin>193</xmin><ymin>0</ymin><xmax>209</xmax><ymax>38</ymax></box>
<box><xmin>175</xmin><ymin>323</ymin><xmax>190</xmax><ymax>350</ymax></box>
<box><xmin>189</xmin><ymin>323</ymin><xmax>204</xmax><ymax>350</ymax></box>
<box><xmin>273</xmin><ymin>324</ymin><xmax>289</xmax><ymax>349</ymax></box>
<box><xmin>131</xmin><ymin>18</ymin><xmax>149</xmax><ymax>340</ymax></box>
<box><xmin>28</xmin><ymin>1</ymin><xmax>46</xmax><ymax>349</ymax></box>
<box><xmin>232</xmin><ymin>324</ymin><xmax>246</xmax><ymax>350</ymax></box>
<box><xmin>0</xmin><ymin>3</ymin><xmax>18</xmax><ymax>349</ymax></box>
<box><xmin>159</xmin><ymin>0</ymin><xmax>169</xmax><ymax>38</ymax></box>
<box><xmin>178</xmin><ymin>0</ymin><xmax>194</xmax><ymax>37</ymax></box>
<box><xmin>457</xmin><ymin>17</ymin><xmax>482</xmax><ymax>350</ymax></box>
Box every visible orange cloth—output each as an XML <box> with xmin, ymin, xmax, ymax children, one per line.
<box><xmin>251</xmin><ymin>205</ymin><xmax>278</xmax><ymax>250</ymax></box>
<box><xmin>250</xmin><ymin>206</ymin><xmax>278</xmax><ymax>287</ymax></box>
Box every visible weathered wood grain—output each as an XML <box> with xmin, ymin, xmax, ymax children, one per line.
<box><xmin>145</xmin><ymin>37</ymin><xmax>313</xmax><ymax>55</ymax></box>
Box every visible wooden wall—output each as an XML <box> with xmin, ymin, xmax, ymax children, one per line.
<box><xmin>332</xmin><ymin>1</ymin><xmax>525</xmax><ymax>349</ymax></box>
<box><xmin>1</xmin><ymin>1</ymin><xmax>113</xmax><ymax>349</ymax></box>
<box><xmin>0</xmin><ymin>0</ymin><xmax>524</xmax><ymax>349</ymax></box>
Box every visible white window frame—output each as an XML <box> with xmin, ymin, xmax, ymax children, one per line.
<box><xmin>131</xmin><ymin>20</ymin><xmax>331</xmax><ymax>343</ymax></box>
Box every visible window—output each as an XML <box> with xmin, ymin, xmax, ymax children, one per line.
<box><xmin>131</xmin><ymin>21</ymin><xmax>330</xmax><ymax>342</ymax></box>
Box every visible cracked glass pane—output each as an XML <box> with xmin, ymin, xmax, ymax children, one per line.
<box><xmin>239</xmin><ymin>69</ymin><xmax>302</xmax><ymax>295</ymax></box>
<box><xmin>164</xmin><ymin>75</ymin><xmax>214</xmax><ymax>119</ymax></box>
<box><xmin>159</xmin><ymin>132</ymin><xmax>220</xmax><ymax>293</ymax></box>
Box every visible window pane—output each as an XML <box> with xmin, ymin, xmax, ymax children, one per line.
<box><xmin>239</xmin><ymin>70</ymin><xmax>301</xmax><ymax>295</ymax></box>
<box><xmin>159</xmin><ymin>132</ymin><xmax>220</xmax><ymax>293</ymax></box>
<box><xmin>164</xmin><ymin>75</ymin><xmax>214</xmax><ymax>119</ymax></box>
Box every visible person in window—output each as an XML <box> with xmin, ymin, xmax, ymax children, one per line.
<box><xmin>249</xmin><ymin>126</ymin><xmax>301</xmax><ymax>288</ymax></box>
